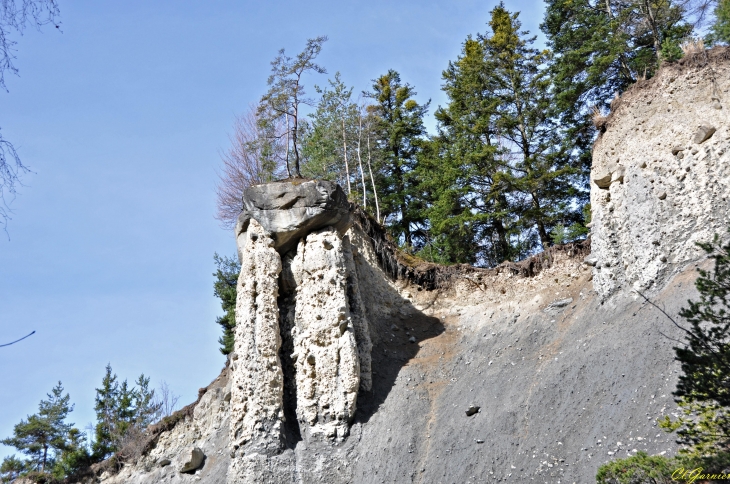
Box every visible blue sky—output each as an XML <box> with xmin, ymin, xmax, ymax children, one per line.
<box><xmin>0</xmin><ymin>0</ymin><xmax>546</xmax><ymax>457</ymax></box>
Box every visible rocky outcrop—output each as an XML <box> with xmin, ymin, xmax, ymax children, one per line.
<box><xmin>236</xmin><ymin>180</ymin><xmax>351</xmax><ymax>254</ymax></box>
<box><xmin>590</xmin><ymin>47</ymin><xmax>730</xmax><ymax>298</ymax></box>
<box><xmin>227</xmin><ymin>180</ymin><xmax>374</xmax><ymax>480</ymax></box>
<box><xmin>286</xmin><ymin>228</ymin><xmax>367</xmax><ymax>440</ymax></box>
<box><xmin>78</xmin><ymin>50</ymin><xmax>730</xmax><ymax>484</ymax></box>
<box><xmin>229</xmin><ymin>219</ymin><xmax>285</xmax><ymax>454</ymax></box>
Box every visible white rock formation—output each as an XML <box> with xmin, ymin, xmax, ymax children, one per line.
<box><xmin>78</xmin><ymin>51</ymin><xmax>730</xmax><ymax>484</ymax></box>
<box><xmin>288</xmin><ymin>228</ymin><xmax>366</xmax><ymax>440</ymax></box>
<box><xmin>229</xmin><ymin>219</ymin><xmax>285</xmax><ymax>453</ymax></box>
<box><xmin>591</xmin><ymin>53</ymin><xmax>730</xmax><ymax>298</ymax></box>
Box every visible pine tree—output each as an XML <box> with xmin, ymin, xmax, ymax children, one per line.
<box><xmin>92</xmin><ymin>365</ymin><xmax>161</xmax><ymax>460</ymax></box>
<box><xmin>366</xmin><ymin>70</ymin><xmax>429</xmax><ymax>248</ymax></box>
<box><xmin>423</xmin><ymin>5</ymin><xmax>586</xmax><ymax>265</ymax></box>
<box><xmin>213</xmin><ymin>253</ymin><xmax>240</xmax><ymax>356</ymax></box>
<box><xmin>708</xmin><ymin>0</ymin><xmax>730</xmax><ymax>44</ymax></box>
<box><xmin>0</xmin><ymin>455</ymin><xmax>25</xmax><ymax>483</ymax></box>
<box><xmin>92</xmin><ymin>364</ymin><xmax>119</xmax><ymax>459</ymax></box>
<box><xmin>423</xmin><ymin>31</ymin><xmax>516</xmax><ymax>265</ymax></box>
<box><xmin>258</xmin><ymin>36</ymin><xmax>328</xmax><ymax>178</ymax></box>
<box><xmin>300</xmin><ymin>72</ymin><xmax>359</xmax><ymax>193</ymax></box>
<box><xmin>1</xmin><ymin>382</ymin><xmax>84</xmax><ymax>478</ymax></box>
<box><xmin>485</xmin><ymin>5</ymin><xmax>584</xmax><ymax>250</ymax></box>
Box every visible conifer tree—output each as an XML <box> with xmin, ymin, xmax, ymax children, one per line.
<box><xmin>300</xmin><ymin>72</ymin><xmax>359</xmax><ymax>192</ymax></box>
<box><xmin>541</xmin><ymin>0</ymin><xmax>691</xmax><ymax>171</ymax></box>
<box><xmin>423</xmin><ymin>5</ymin><xmax>585</xmax><ymax>265</ymax></box>
<box><xmin>423</xmin><ymin>30</ymin><xmax>516</xmax><ymax>265</ymax></box>
<box><xmin>213</xmin><ymin>253</ymin><xmax>240</xmax><ymax>355</ymax></box>
<box><xmin>657</xmin><ymin>235</ymin><xmax>730</xmax><ymax>454</ymax></box>
<box><xmin>92</xmin><ymin>365</ymin><xmax>161</xmax><ymax>460</ymax></box>
<box><xmin>258</xmin><ymin>36</ymin><xmax>328</xmax><ymax>178</ymax></box>
<box><xmin>708</xmin><ymin>0</ymin><xmax>730</xmax><ymax>44</ymax></box>
<box><xmin>1</xmin><ymin>382</ymin><xmax>87</xmax><ymax>480</ymax></box>
<box><xmin>485</xmin><ymin>6</ymin><xmax>584</xmax><ymax>249</ymax></box>
<box><xmin>366</xmin><ymin>70</ymin><xmax>429</xmax><ymax>248</ymax></box>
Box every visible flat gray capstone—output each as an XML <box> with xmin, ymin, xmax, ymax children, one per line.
<box><xmin>236</xmin><ymin>180</ymin><xmax>351</xmax><ymax>253</ymax></box>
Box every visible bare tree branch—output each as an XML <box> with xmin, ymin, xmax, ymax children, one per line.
<box><xmin>0</xmin><ymin>329</ymin><xmax>35</xmax><ymax>347</ymax></box>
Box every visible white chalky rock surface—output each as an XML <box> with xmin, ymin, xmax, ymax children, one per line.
<box><xmin>289</xmin><ymin>228</ymin><xmax>362</xmax><ymax>440</ymax></box>
<box><xmin>591</xmin><ymin>56</ymin><xmax>730</xmax><ymax>298</ymax></box>
<box><xmin>229</xmin><ymin>219</ymin><xmax>284</xmax><ymax>456</ymax></box>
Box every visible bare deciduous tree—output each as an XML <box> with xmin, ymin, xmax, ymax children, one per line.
<box><xmin>215</xmin><ymin>105</ymin><xmax>287</xmax><ymax>229</ymax></box>
<box><xmin>1</xmin><ymin>0</ymin><xmax>60</xmax><ymax>232</ymax></box>
<box><xmin>153</xmin><ymin>381</ymin><xmax>180</xmax><ymax>419</ymax></box>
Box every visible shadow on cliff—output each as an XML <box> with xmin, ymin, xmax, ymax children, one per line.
<box><xmin>349</xmin><ymin>212</ymin><xmax>445</xmax><ymax>425</ymax></box>
<box><xmin>354</xmin><ymin>293</ymin><xmax>444</xmax><ymax>426</ymax></box>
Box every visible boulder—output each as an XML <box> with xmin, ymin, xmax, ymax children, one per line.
<box><xmin>237</xmin><ymin>180</ymin><xmax>352</xmax><ymax>253</ymax></box>
<box><xmin>592</xmin><ymin>171</ymin><xmax>612</xmax><ymax>189</ymax></box>
<box><xmin>693</xmin><ymin>125</ymin><xmax>716</xmax><ymax>144</ymax></box>
<box><xmin>180</xmin><ymin>447</ymin><xmax>205</xmax><ymax>473</ymax></box>
<box><xmin>465</xmin><ymin>404</ymin><xmax>480</xmax><ymax>416</ymax></box>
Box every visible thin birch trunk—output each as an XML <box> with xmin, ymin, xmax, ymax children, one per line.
<box><xmin>342</xmin><ymin>117</ymin><xmax>351</xmax><ymax>195</ymax></box>
<box><xmin>365</xmin><ymin>124</ymin><xmax>380</xmax><ymax>222</ymax></box>
<box><xmin>356</xmin><ymin>111</ymin><xmax>367</xmax><ymax>207</ymax></box>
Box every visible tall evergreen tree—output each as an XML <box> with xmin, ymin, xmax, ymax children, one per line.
<box><xmin>366</xmin><ymin>70</ymin><xmax>429</xmax><ymax>248</ymax></box>
<box><xmin>423</xmin><ymin>32</ymin><xmax>516</xmax><ymax>265</ymax></box>
<box><xmin>657</xmin><ymin>235</ymin><xmax>730</xmax><ymax>454</ymax></box>
<box><xmin>213</xmin><ymin>253</ymin><xmax>240</xmax><ymax>356</ymax></box>
<box><xmin>300</xmin><ymin>72</ymin><xmax>360</xmax><ymax>193</ymax></box>
<box><xmin>92</xmin><ymin>364</ymin><xmax>119</xmax><ymax>459</ymax></box>
<box><xmin>423</xmin><ymin>5</ymin><xmax>585</xmax><ymax>265</ymax></box>
<box><xmin>541</xmin><ymin>0</ymin><xmax>691</xmax><ymax>171</ymax></box>
<box><xmin>486</xmin><ymin>6</ymin><xmax>584</xmax><ymax>250</ymax></box>
<box><xmin>92</xmin><ymin>365</ymin><xmax>160</xmax><ymax>460</ymax></box>
<box><xmin>708</xmin><ymin>0</ymin><xmax>730</xmax><ymax>44</ymax></box>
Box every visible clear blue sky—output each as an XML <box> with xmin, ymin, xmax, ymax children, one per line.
<box><xmin>0</xmin><ymin>0</ymin><xmax>545</xmax><ymax>457</ymax></box>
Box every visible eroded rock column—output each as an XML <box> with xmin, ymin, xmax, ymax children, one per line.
<box><xmin>229</xmin><ymin>219</ymin><xmax>285</xmax><ymax>455</ymax></box>
<box><xmin>288</xmin><ymin>227</ymin><xmax>365</xmax><ymax>440</ymax></box>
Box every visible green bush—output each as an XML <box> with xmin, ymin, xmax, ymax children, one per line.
<box><xmin>596</xmin><ymin>451</ymin><xmax>676</xmax><ymax>484</ymax></box>
<box><xmin>660</xmin><ymin>37</ymin><xmax>683</xmax><ymax>62</ymax></box>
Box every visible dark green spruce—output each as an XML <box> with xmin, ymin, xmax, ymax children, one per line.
<box><xmin>214</xmin><ymin>253</ymin><xmax>240</xmax><ymax>356</ymax></box>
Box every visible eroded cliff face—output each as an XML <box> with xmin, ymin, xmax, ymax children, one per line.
<box><xmin>82</xmin><ymin>51</ymin><xmax>730</xmax><ymax>484</ymax></box>
<box><xmin>590</xmin><ymin>48</ymin><xmax>730</xmax><ymax>298</ymax></box>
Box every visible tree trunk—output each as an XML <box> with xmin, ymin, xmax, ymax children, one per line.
<box><xmin>292</xmin><ymin>103</ymin><xmax>301</xmax><ymax>177</ymax></box>
<box><xmin>644</xmin><ymin>0</ymin><xmax>662</xmax><ymax>61</ymax></box>
<box><xmin>342</xmin><ymin>117</ymin><xmax>351</xmax><ymax>194</ymax></box>
<box><xmin>393</xmin><ymin>160</ymin><xmax>411</xmax><ymax>247</ymax></box>
<box><xmin>356</xmin><ymin>113</ymin><xmax>367</xmax><ymax>207</ymax></box>
<box><xmin>493</xmin><ymin>219</ymin><xmax>510</xmax><ymax>264</ymax></box>
<box><xmin>284</xmin><ymin>113</ymin><xmax>292</xmax><ymax>178</ymax></box>
<box><xmin>366</xmin><ymin>129</ymin><xmax>380</xmax><ymax>221</ymax></box>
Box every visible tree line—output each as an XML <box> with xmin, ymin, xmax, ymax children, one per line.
<box><xmin>216</xmin><ymin>0</ymin><xmax>730</xmax><ymax>267</ymax></box>
<box><xmin>0</xmin><ymin>365</ymin><xmax>179</xmax><ymax>483</ymax></box>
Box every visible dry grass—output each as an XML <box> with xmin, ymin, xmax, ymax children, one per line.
<box><xmin>681</xmin><ymin>38</ymin><xmax>705</xmax><ymax>57</ymax></box>
<box><xmin>591</xmin><ymin>106</ymin><xmax>608</xmax><ymax>129</ymax></box>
